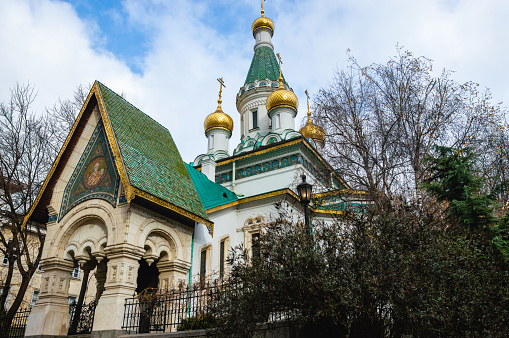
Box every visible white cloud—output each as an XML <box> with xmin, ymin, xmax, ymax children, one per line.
<box><xmin>1</xmin><ymin>0</ymin><xmax>508</xmax><ymax>163</ymax></box>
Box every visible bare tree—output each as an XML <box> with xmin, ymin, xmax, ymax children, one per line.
<box><xmin>313</xmin><ymin>47</ymin><xmax>505</xmax><ymax>200</ymax></box>
<box><xmin>0</xmin><ymin>82</ymin><xmax>85</xmax><ymax>332</ymax></box>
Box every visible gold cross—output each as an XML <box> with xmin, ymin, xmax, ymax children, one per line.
<box><xmin>305</xmin><ymin>89</ymin><xmax>310</xmax><ymax>113</ymax></box>
<box><xmin>217</xmin><ymin>77</ymin><xmax>225</xmax><ymax>100</ymax></box>
<box><xmin>276</xmin><ymin>53</ymin><xmax>283</xmax><ymax>79</ymax></box>
<box><xmin>261</xmin><ymin>0</ymin><xmax>265</xmax><ymax>15</ymax></box>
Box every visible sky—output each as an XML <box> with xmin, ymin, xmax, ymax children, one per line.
<box><xmin>1</xmin><ymin>0</ymin><xmax>509</xmax><ymax>163</ymax></box>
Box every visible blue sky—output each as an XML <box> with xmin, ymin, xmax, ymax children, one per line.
<box><xmin>1</xmin><ymin>0</ymin><xmax>509</xmax><ymax>162</ymax></box>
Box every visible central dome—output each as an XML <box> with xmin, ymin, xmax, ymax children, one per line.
<box><xmin>266</xmin><ymin>78</ymin><xmax>298</xmax><ymax>113</ymax></box>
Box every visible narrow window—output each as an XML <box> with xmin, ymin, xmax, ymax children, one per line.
<box><xmin>252</xmin><ymin>110</ymin><xmax>258</xmax><ymax>129</ymax></box>
<box><xmin>252</xmin><ymin>233</ymin><xmax>260</xmax><ymax>261</ymax></box>
<box><xmin>30</xmin><ymin>290</ymin><xmax>39</xmax><ymax>308</ymax></box>
<box><xmin>219</xmin><ymin>239</ymin><xmax>225</xmax><ymax>279</ymax></box>
<box><xmin>67</xmin><ymin>295</ymin><xmax>77</xmax><ymax>305</ymax></box>
<box><xmin>71</xmin><ymin>262</ymin><xmax>80</xmax><ymax>279</ymax></box>
<box><xmin>208</xmin><ymin>134</ymin><xmax>214</xmax><ymax>150</ymax></box>
<box><xmin>2</xmin><ymin>238</ymin><xmax>16</xmax><ymax>265</ymax></box>
<box><xmin>200</xmin><ymin>249</ymin><xmax>207</xmax><ymax>286</ymax></box>
<box><xmin>275</xmin><ymin>114</ymin><xmax>281</xmax><ymax>129</ymax></box>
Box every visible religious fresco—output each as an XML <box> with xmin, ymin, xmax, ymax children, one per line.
<box><xmin>59</xmin><ymin>121</ymin><xmax>119</xmax><ymax>221</ymax></box>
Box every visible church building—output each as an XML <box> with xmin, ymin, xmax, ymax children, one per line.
<box><xmin>24</xmin><ymin>6</ymin><xmax>366</xmax><ymax>338</ymax></box>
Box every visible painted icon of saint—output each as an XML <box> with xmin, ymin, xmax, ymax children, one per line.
<box><xmin>83</xmin><ymin>157</ymin><xmax>106</xmax><ymax>189</ymax></box>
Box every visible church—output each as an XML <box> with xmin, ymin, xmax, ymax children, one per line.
<box><xmin>24</xmin><ymin>5</ymin><xmax>366</xmax><ymax>338</ymax></box>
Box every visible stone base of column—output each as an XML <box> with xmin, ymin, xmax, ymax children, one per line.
<box><xmin>92</xmin><ymin>290</ymin><xmax>133</xmax><ymax>333</ymax></box>
<box><xmin>25</xmin><ymin>296</ymin><xmax>70</xmax><ymax>337</ymax></box>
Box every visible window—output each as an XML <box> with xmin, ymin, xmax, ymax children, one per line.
<box><xmin>2</xmin><ymin>238</ymin><xmax>16</xmax><ymax>265</ymax></box>
<box><xmin>67</xmin><ymin>295</ymin><xmax>77</xmax><ymax>305</ymax></box>
<box><xmin>71</xmin><ymin>262</ymin><xmax>80</xmax><ymax>279</ymax></box>
<box><xmin>30</xmin><ymin>290</ymin><xmax>39</xmax><ymax>308</ymax></box>
<box><xmin>252</xmin><ymin>110</ymin><xmax>258</xmax><ymax>129</ymax></box>
<box><xmin>252</xmin><ymin>233</ymin><xmax>261</xmax><ymax>261</ymax></box>
<box><xmin>219</xmin><ymin>240</ymin><xmax>225</xmax><ymax>279</ymax></box>
<box><xmin>275</xmin><ymin>114</ymin><xmax>281</xmax><ymax>129</ymax></box>
<box><xmin>208</xmin><ymin>134</ymin><xmax>214</xmax><ymax>150</ymax></box>
<box><xmin>200</xmin><ymin>249</ymin><xmax>207</xmax><ymax>285</ymax></box>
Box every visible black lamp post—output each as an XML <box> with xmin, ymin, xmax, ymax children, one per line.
<box><xmin>297</xmin><ymin>175</ymin><xmax>313</xmax><ymax>236</ymax></box>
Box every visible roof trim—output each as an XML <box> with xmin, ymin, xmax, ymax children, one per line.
<box><xmin>94</xmin><ymin>82</ymin><xmax>135</xmax><ymax>202</ymax></box>
<box><xmin>133</xmin><ymin>187</ymin><xmax>214</xmax><ymax>235</ymax></box>
<box><xmin>211</xmin><ymin>136</ymin><xmax>350</xmax><ymax>189</ymax></box>
<box><xmin>22</xmin><ymin>84</ymin><xmax>98</xmax><ymax>229</ymax></box>
<box><xmin>205</xmin><ymin>187</ymin><xmax>345</xmax><ymax>216</ymax></box>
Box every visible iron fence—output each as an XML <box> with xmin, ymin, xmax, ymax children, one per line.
<box><xmin>68</xmin><ymin>300</ymin><xmax>96</xmax><ymax>335</ymax></box>
<box><xmin>122</xmin><ymin>282</ymin><xmax>292</xmax><ymax>334</ymax></box>
<box><xmin>0</xmin><ymin>306</ymin><xmax>32</xmax><ymax>338</ymax></box>
<box><xmin>122</xmin><ymin>284</ymin><xmax>222</xmax><ymax>334</ymax></box>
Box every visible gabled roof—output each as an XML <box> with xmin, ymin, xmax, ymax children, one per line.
<box><xmin>185</xmin><ymin>163</ymin><xmax>238</xmax><ymax>210</ymax></box>
<box><xmin>25</xmin><ymin>81</ymin><xmax>212</xmax><ymax>232</ymax></box>
<box><xmin>244</xmin><ymin>46</ymin><xmax>288</xmax><ymax>85</ymax></box>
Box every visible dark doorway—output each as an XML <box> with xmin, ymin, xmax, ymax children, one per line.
<box><xmin>136</xmin><ymin>258</ymin><xmax>160</xmax><ymax>293</ymax></box>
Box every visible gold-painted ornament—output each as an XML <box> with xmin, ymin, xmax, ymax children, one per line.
<box><xmin>204</xmin><ymin>77</ymin><xmax>234</xmax><ymax>134</ymax></box>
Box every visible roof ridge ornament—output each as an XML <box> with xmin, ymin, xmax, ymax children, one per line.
<box><xmin>305</xmin><ymin>89</ymin><xmax>312</xmax><ymax>119</ymax></box>
<box><xmin>217</xmin><ymin>77</ymin><xmax>225</xmax><ymax>108</ymax></box>
<box><xmin>276</xmin><ymin>53</ymin><xmax>284</xmax><ymax>88</ymax></box>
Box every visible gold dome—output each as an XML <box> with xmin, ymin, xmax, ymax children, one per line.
<box><xmin>300</xmin><ymin>113</ymin><xmax>325</xmax><ymax>143</ymax></box>
<box><xmin>204</xmin><ymin>99</ymin><xmax>233</xmax><ymax>134</ymax></box>
<box><xmin>252</xmin><ymin>11</ymin><xmax>274</xmax><ymax>36</ymax></box>
<box><xmin>266</xmin><ymin>78</ymin><xmax>299</xmax><ymax>113</ymax></box>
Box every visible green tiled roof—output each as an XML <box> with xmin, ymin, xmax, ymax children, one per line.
<box><xmin>96</xmin><ymin>81</ymin><xmax>209</xmax><ymax>221</ymax></box>
<box><xmin>244</xmin><ymin>46</ymin><xmax>288</xmax><ymax>85</ymax></box>
<box><xmin>185</xmin><ymin>163</ymin><xmax>238</xmax><ymax>210</ymax></box>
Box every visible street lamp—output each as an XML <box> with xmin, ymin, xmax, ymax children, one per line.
<box><xmin>297</xmin><ymin>175</ymin><xmax>313</xmax><ymax>236</ymax></box>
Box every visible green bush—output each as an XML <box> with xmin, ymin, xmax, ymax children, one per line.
<box><xmin>177</xmin><ymin>313</ymin><xmax>217</xmax><ymax>331</ymax></box>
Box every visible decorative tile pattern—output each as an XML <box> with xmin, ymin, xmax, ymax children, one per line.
<box><xmin>96</xmin><ymin>82</ymin><xmax>208</xmax><ymax>221</ymax></box>
<box><xmin>59</xmin><ymin>121</ymin><xmax>119</xmax><ymax>221</ymax></box>
<box><xmin>244</xmin><ymin>46</ymin><xmax>287</xmax><ymax>85</ymax></box>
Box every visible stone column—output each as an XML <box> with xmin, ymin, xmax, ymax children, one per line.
<box><xmin>94</xmin><ymin>260</ymin><xmax>107</xmax><ymax>301</ymax></box>
<box><xmin>92</xmin><ymin>244</ymin><xmax>143</xmax><ymax>337</ymax></box>
<box><xmin>25</xmin><ymin>258</ymin><xmax>74</xmax><ymax>337</ymax></box>
<box><xmin>157</xmin><ymin>259</ymin><xmax>191</xmax><ymax>291</ymax></box>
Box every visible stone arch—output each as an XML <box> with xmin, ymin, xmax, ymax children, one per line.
<box><xmin>136</xmin><ymin>218</ymin><xmax>184</xmax><ymax>261</ymax></box>
<box><xmin>50</xmin><ymin>200</ymin><xmax>116</xmax><ymax>259</ymax></box>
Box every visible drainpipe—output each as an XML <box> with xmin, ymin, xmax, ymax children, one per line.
<box><xmin>188</xmin><ymin>230</ymin><xmax>195</xmax><ymax>287</ymax></box>
<box><xmin>232</xmin><ymin>161</ymin><xmax>236</xmax><ymax>193</ymax></box>
<box><xmin>187</xmin><ymin>230</ymin><xmax>195</xmax><ymax>316</ymax></box>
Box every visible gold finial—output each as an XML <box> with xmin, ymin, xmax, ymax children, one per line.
<box><xmin>261</xmin><ymin>0</ymin><xmax>265</xmax><ymax>16</ymax></box>
<box><xmin>305</xmin><ymin>90</ymin><xmax>311</xmax><ymax>117</ymax></box>
<box><xmin>217</xmin><ymin>77</ymin><xmax>226</xmax><ymax>106</ymax></box>
<box><xmin>276</xmin><ymin>53</ymin><xmax>283</xmax><ymax>86</ymax></box>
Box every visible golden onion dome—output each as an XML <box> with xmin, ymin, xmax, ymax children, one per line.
<box><xmin>252</xmin><ymin>10</ymin><xmax>274</xmax><ymax>36</ymax></box>
<box><xmin>266</xmin><ymin>77</ymin><xmax>299</xmax><ymax>113</ymax></box>
<box><xmin>300</xmin><ymin>112</ymin><xmax>325</xmax><ymax>143</ymax></box>
<box><xmin>204</xmin><ymin>99</ymin><xmax>233</xmax><ymax>134</ymax></box>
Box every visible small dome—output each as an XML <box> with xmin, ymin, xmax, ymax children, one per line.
<box><xmin>300</xmin><ymin>114</ymin><xmax>325</xmax><ymax>143</ymax></box>
<box><xmin>204</xmin><ymin>100</ymin><xmax>233</xmax><ymax>134</ymax></box>
<box><xmin>266</xmin><ymin>78</ymin><xmax>298</xmax><ymax>113</ymax></box>
<box><xmin>252</xmin><ymin>13</ymin><xmax>274</xmax><ymax>36</ymax></box>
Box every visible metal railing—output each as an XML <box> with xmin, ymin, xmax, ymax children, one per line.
<box><xmin>122</xmin><ymin>283</ymin><xmax>226</xmax><ymax>334</ymax></box>
<box><xmin>122</xmin><ymin>281</ymin><xmax>292</xmax><ymax>334</ymax></box>
<box><xmin>0</xmin><ymin>306</ymin><xmax>32</xmax><ymax>338</ymax></box>
<box><xmin>68</xmin><ymin>300</ymin><xmax>96</xmax><ymax>335</ymax></box>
